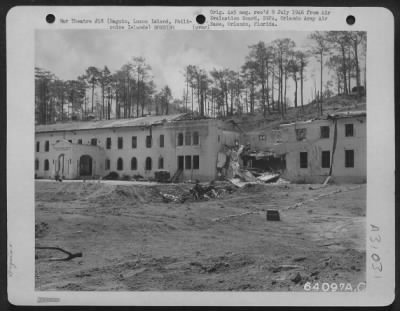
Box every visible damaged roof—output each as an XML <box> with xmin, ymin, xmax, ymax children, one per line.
<box><xmin>279</xmin><ymin>110</ymin><xmax>366</xmax><ymax>127</ymax></box>
<box><xmin>327</xmin><ymin>110</ymin><xmax>366</xmax><ymax>119</ymax></box>
<box><xmin>35</xmin><ymin>113</ymin><xmax>191</xmax><ymax>133</ymax></box>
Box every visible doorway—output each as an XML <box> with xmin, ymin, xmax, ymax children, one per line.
<box><xmin>56</xmin><ymin>154</ymin><xmax>65</xmax><ymax>177</ymax></box>
<box><xmin>80</xmin><ymin>155</ymin><xmax>93</xmax><ymax>176</ymax></box>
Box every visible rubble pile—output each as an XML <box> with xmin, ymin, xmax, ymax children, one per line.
<box><xmin>160</xmin><ymin>181</ymin><xmax>236</xmax><ymax>203</ymax></box>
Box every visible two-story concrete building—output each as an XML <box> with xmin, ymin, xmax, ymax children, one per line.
<box><xmin>278</xmin><ymin>111</ymin><xmax>366</xmax><ymax>183</ymax></box>
<box><xmin>35</xmin><ymin>113</ymin><xmax>240</xmax><ymax>182</ymax></box>
<box><xmin>242</xmin><ymin>111</ymin><xmax>366</xmax><ymax>183</ymax></box>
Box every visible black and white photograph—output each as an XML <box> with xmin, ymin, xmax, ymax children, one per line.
<box><xmin>34</xmin><ymin>29</ymin><xmax>367</xmax><ymax>291</ymax></box>
<box><xmin>6</xmin><ymin>6</ymin><xmax>395</xmax><ymax>306</ymax></box>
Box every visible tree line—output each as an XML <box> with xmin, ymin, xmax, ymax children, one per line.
<box><xmin>35</xmin><ymin>31</ymin><xmax>366</xmax><ymax>125</ymax></box>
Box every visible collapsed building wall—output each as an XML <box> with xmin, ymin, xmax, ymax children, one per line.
<box><xmin>279</xmin><ymin>113</ymin><xmax>366</xmax><ymax>183</ymax></box>
<box><xmin>239</xmin><ymin>111</ymin><xmax>366</xmax><ymax>184</ymax></box>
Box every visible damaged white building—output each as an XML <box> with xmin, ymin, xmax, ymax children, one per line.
<box><xmin>243</xmin><ymin>111</ymin><xmax>366</xmax><ymax>183</ymax></box>
<box><xmin>35</xmin><ymin>113</ymin><xmax>240</xmax><ymax>182</ymax></box>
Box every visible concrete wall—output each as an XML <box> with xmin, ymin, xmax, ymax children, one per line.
<box><xmin>243</xmin><ymin>128</ymin><xmax>283</xmax><ymax>151</ymax></box>
<box><xmin>330</xmin><ymin>117</ymin><xmax>366</xmax><ymax>183</ymax></box>
<box><xmin>280</xmin><ymin>116</ymin><xmax>366</xmax><ymax>183</ymax></box>
<box><xmin>35</xmin><ymin>139</ymin><xmax>105</xmax><ymax>179</ymax></box>
<box><xmin>164</xmin><ymin>119</ymin><xmax>220</xmax><ymax>181</ymax></box>
<box><xmin>35</xmin><ymin>119</ymin><xmax>235</xmax><ymax>181</ymax></box>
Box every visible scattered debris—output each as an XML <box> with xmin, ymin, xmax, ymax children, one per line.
<box><xmin>154</xmin><ymin>170</ymin><xmax>171</xmax><ymax>183</ymax></box>
<box><xmin>284</xmin><ymin>185</ymin><xmax>362</xmax><ymax>210</ymax></box>
<box><xmin>239</xmin><ymin>170</ymin><xmax>259</xmax><ymax>182</ymax></box>
<box><xmin>228</xmin><ymin>178</ymin><xmax>257</xmax><ymax>188</ymax></box>
<box><xmin>257</xmin><ymin>172</ymin><xmax>280</xmax><ymax>183</ymax></box>
<box><xmin>310</xmin><ymin>271</ymin><xmax>319</xmax><ymax>277</ymax></box>
<box><xmin>190</xmin><ymin>181</ymin><xmax>220</xmax><ymax>200</ymax></box>
<box><xmin>291</xmin><ymin>272</ymin><xmax>303</xmax><ymax>284</ymax></box>
<box><xmin>266</xmin><ymin>210</ymin><xmax>280</xmax><ymax>221</ymax></box>
<box><xmin>160</xmin><ymin>192</ymin><xmax>186</xmax><ymax>203</ymax></box>
<box><xmin>35</xmin><ymin>222</ymin><xmax>50</xmax><ymax>238</ymax></box>
<box><xmin>35</xmin><ymin>180</ymin><xmax>366</xmax><ymax>291</ymax></box>
<box><xmin>272</xmin><ymin>265</ymin><xmax>304</xmax><ymax>273</ymax></box>
<box><xmin>323</xmin><ymin>176</ymin><xmax>332</xmax><ymax>186</ymax></box>
<box><xmin>212</xmin><ymin>211</ymin><xmax>260</xmax><ymax>222</ymax></box>
<box><xmin>36</xmin><ymin>246</ymin><xmax>82</xmax><ymax>261</ymax></box>
<box><xmin>103</xmin><ymin>171</ymin><xmax>119</xmax><ymax>180</ymax></box>
<box><xmin>293</xmin><ymin>256</ymin><xmax>307</xmax><ymax>262</ymax></box>
<box><xmin>160</xmin><ymin>180</ymin><xmax>237</xmax><ymax>203</ymax></box>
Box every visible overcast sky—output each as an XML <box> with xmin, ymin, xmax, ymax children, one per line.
<box><xmin>36</xmin><ymin>30</ymin><xmax>335</xmax><ymax>105</ymax></box>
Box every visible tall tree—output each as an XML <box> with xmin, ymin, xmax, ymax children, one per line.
<box><xmin>84</xmin><ymin>66</ymin><xmax>101</xmax><ymax>114</ymax></box>
<box><xmin>161</xmin><ymin>85</ymin><xmax>172</xmax><ymax>115</ymax></box>
<box><xmin>309</xmin><ymin>31</ymin><xmax>329</xmax><ymax>115</ymax></box>
<box><xmin>99</xmin><ymin>66</ymin><xmax>112</xmax><ymax>119</ymax></box>
<box><xmin>287</xmin><ymin>52</ymin><xmax>300</xmax><ymax>109</ymax></box>
<box><xmin>272</xmin><ymin>38</ymin><xmax>295</xmax><ymax>117</ymax></box>
<box><xmin>326</xmin><ymin>55</ymin><xmax>344</xmax><ymax>95</ymax></box>
<box><xmin>326</xmin><ymin>31</ymin><xmax>352</xmax><ymax>96</ymax></box>
<box><xmin>348</xmin><ymin>31</ymin><xmax>366</xmax><ymax>97</ymax></box>
<box><xmin>296</xmin><ymin>50</ymin><xmax>309</xmax><ymax>110</ymax></box>
<box><xmin>131</xmin><ymin>57</ymin><xmax>152</xmax><ymax>117</ymax></box>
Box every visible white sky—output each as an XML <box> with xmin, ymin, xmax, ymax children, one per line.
<box><xmin>35</xmin><ymin>30</ymin><xmax>363</xmax><ymax>106</ymax></box>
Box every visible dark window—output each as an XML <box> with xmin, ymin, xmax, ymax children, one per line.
<box><xmin>193</xmin><ymin>132</ymin><xmax>199</xmax><ymax>145</ymax></box>
<box><xmin>320</xmin><ymin>126</ymin><xmax>330</xmax><ymax>138</ymax></box>
<box><xmin>44</xmin><ymin>159</ymin><xmax>49</xmax><ymax>171</ymax></box>
<box><xmin>146</xmin><ymin>136</ymin><xmax>152</xmax><ymax>148</ymax></box>
<box><xmin>117</xmin><ymin>158</ymin><xmax>123</xmax><ymax>170</ymax></box>
<box><xmin>177</xmin><ymin>156</ymin><xmax>184</xmax><ymax>170</ymax></box>
<box><xmin>296</xmin><ymin>129</ymin><xmax>307</xmax><ymax>141</ymax></box>
<box><xmin>68</xmin><ymin>139</ymin><xmax>72</xmax><ymax>143</ymax></box>
<box><xmin>45</xmin><ymin>141</ymin><xmax>50</xmax><ymax>152</ymax></box>
<box><xmin>35</xmin><ymin>159</ymin><xmax>39</xmax><ymax>170</ymax></box>
<box><xmin>36</xmin><ymin>142</ymin><xmax>40</xmax><ymax>152</ymax></box>
<box><xmin>177</xmin><ymin>133</ymin><xmax>184</xmax><ymax>146</ymax></box>
<box><xmin>105</xmin><ymin>159</ymin><xmax>110</xmax><ymax>170</ymax></box>
<box><xmin>193</xmin><ymin>155</ymin><xmax>199</xmax><ymax>169</ymax></box>
<box><xmin>131</xmin><ymin>157</ymin><xmax>137</xmax><ymax>170</ymax></box>
<box><xmin>145</xmin><ymin>157</ymin><xmax>152</xmax><ymax>170</ymax></box>
<box><xmin>77</xmin><ymin>139</ymin><xmax>82</xmax><ymax>144</ymax></box>
<box><xmin>132</xmin><ymin>136</ymin><xmax>137</xmax><ymax>148</ymax></box>
<box><xmin>91</xmin><ymin>138</ymin><xmax>97</xmax><ymax>146</ymax></box>
<box><xmin>185</xmin><ymin>132</ymin><xmax>191</xmax><ymax>145</ymax></box>
<box><xmin>300</xmin><ymin>152</ymin><xmax>308</xmax><ymax>168</ymax></box>
<box><xmin>345</xmin><ymin>150</ymin><xmax>354</xmax><ymax>168</ymax></box>
<box><xmin>345</xmin><ymin>124</ymin><xmax>354</xmax><ymax>137</ymax></box>
<box><xmin>106</xmin><ymin>137</ymin><xmax>112</xmax><ymax>149</ymax></box>
<box><xmin>158</xmin><ymin>157</ymin><xmax>164</xmax><ymax>169</ymax></box>
<box><xmin>321</xmin><ymin>151</ymin><xmax>330</xmax><ymax>168</ymax></box>
<box><xmin>160</xmin><ymin>135</ymin><xmax>164</xmax><ymax>147</ymax></box>
<box><xmin>118</xmin><ymin>137</ymin><xmax>123</xmax><ymax>149</ymax></box>
<box><xmin>185</xmin><ymin>155</ymin><xmax>192</xmax><ymax>169</ymax></box>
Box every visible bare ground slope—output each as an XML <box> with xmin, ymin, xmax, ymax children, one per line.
<box><xmin>35</xmin><ymin>181</ymin><xmax>365</xmax><ymax>291</ymax></box>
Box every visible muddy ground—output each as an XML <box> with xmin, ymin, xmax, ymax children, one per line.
<box><xmin>35</xmin><ymin>180</ymin><xmax>365</xmax><ymax>291</ymax></box>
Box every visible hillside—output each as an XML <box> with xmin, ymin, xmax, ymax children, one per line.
<box><xmin>227</xmin><ymin>95</ymin><xmax>366</xmax><ymax>132</ymax></box>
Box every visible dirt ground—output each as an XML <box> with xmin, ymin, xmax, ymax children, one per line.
<box><xmin>35</xmin><ymin>180</ymin><xmax>366</xmax><ymax>291</ymax></box>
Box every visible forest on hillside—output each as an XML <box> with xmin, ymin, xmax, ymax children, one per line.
<box><xmin>35</xmin><ymin>31</ymin><xmax>366</xmax><ymax>125</ymax></box>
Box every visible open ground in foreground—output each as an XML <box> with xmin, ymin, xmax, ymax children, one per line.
<box><xmin>35</xmin><ymin>180</ymin><xmax>365</xmax><ymax>291</ymax></box>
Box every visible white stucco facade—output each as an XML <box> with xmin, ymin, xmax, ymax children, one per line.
<box><xmin>242</xmin><ymin>112</ymin><xmax>366</xmax><ymax>183</ymax></box>
<box><xmin>35</xmin><ymin>114</ymin><xmax>240</xmax><ymax>182</ymax></box>
<box><xmin>278</xmin><ymin>112</ymin><xmax>366</xmax><ymax>183</ymax></box>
